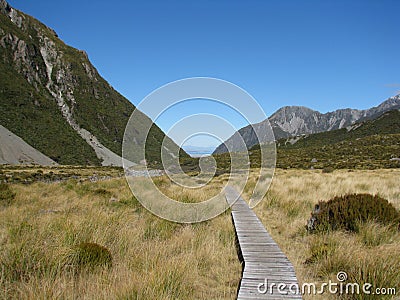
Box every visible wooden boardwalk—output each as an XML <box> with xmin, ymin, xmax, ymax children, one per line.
<box><xmin>225</xmin><ymin>186</ymin><xmax>302</xmax><ymax>299</ymax></box>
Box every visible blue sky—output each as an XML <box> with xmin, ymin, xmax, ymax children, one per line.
<box><xmin>8</xmin><ymin>0</ymin><xmax>400</xmax><ymax>148</ymax></box>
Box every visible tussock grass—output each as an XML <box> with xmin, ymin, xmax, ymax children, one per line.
<box><xmin>0</xmin><ymin>177</ymin><xmax>240</xmax><ymax>299</ymax></box>
<box><xmin>0</xmin><ymin>183</ymin><xmax>15</xmax><ymax>206</ymax></box>
<box><xmin>1</xmin><ymin>168</ymin><xmax>399</xmax><ymax>299</ymax></box>
<box><xmin>357</xmin><ymin>221</ymin><xmax>399</xmax><ymax>247</ymax></box>
<box><xmin>154</xmin><ymin>175</ymin><xmax>223</xmax><ymax>204</ymax></box>
<box><xmin>246</xmin><ymin>169</ymin><xmax>400</xmax><ymax>300</ymax></box>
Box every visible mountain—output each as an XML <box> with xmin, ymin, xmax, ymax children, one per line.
<box><xmin>274</xmin><ymin>109</ymin><xmax>400</xmax><ymax>169</ymax></box>
<box><xmin>0</xmin><ymin>0</ymin><xmax>185</xmax><ymax>166</ymax></box>
<box><xmin>279</xmin><ymin>109</ymin><xmax>400</xmax><ymax>149</ymax></box>
<box><xmin>213</xmin><ymin>94</ymin><xmax>400</xmax><ymax>154</ymax></box>
<box><xmin>0</xmin><ymin>124</ymin><xmax>56</xmax><ymax>165</ymax></box>
<box><xmin>213</xmin><ymin>109</ymin><xmax>400</xmax><ymax>171</ymax></box>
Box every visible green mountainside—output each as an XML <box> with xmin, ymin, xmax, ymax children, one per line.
<box><xmin>0</xmin><ymin>1</ymin><xmax>184</xmax><ymax>166</ymax></box>
<box><xmin>0</xmin><ymin>9</ymin><xmax>100</xmax><ymax>165</ymax></box>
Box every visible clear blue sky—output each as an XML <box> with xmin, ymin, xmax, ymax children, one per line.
<box><xmin>8</xmin><ymin>0</ymin><xmax>400</xmax><ymax>147</ymax></box>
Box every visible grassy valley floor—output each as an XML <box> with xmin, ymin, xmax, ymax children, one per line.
<box><xmin>0</xmin><ymin>174</ymin><xmax>240</xmax><ymax>299</ymax></box>
<box><xmin>245</xmin><ymin>169</ymin><xmax>400</xmax><ymax>300</ymax></box>
<box><xmin>1</xmin><ymin>167</ymin><xmax>399</xmax><ymax>299</ymax></box>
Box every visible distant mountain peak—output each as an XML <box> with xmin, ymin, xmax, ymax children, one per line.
<box><xmin>378</xmin><ymin>94</ymin><xmax>400</xmax><ymax>107</ymax></box>
<box><xmin>275</xmin><ymin>105</ymin><xmax>317</xmax><ymax>112</ymax></box>
<box><xmin>213</xmin><ymin>93</ymin><xmax>400</xmax><ymax>154</ymax></box>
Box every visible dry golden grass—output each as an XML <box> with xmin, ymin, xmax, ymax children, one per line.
<box><xmin>0</xmin><ymin>177</ymin><xmax>241</xmax><ymax>299</ymax></box>
<box><xmin>153</xmin><ymin>175</ymin><xmax>223</xmax><ymax>203</ymax></box>
<box><xmin>243</xmin><ymin>169</ymin><xmax>400</xmax><ymax>300</ymax></box>
<box><xmin>1</xmin><ymin>168</ymin><xmax>399</xmax><ymax>299</ymax></box>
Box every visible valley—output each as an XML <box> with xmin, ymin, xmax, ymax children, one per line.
<box><xmin>0</xmin><ymin>0</ymin><xmax>399</xmax><ymax>299</ymax></box>
<box><xmin>1</xmin><ymin>168</ymin><xmax>399</xmax><ymax>299</ymax></box>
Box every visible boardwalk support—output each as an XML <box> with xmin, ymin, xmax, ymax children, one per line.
<box><xmin>225</xmin><ymin>186</ymin><xmax>302</xmax><ymax>299</ymax></box>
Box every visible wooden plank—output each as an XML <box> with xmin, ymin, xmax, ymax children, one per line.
<box><xmin>225</xmin><ymin>186</ymin><xmax>302</xmax><ymax>299</ymax></box>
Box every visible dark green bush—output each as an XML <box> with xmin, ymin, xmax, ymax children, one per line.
<box><xmin>73</xmin><ymin>242</ymin><xmax>112</xmax><ymax>270</ymax></box>
<box><xmin>0</xmin><ymin>183</ymin><xmax>15</xmax><ymax>206</ymax></box>
<box><xmin>307</xmin><ymin>193</ymin><xmax>400</xmax><ymax>232</ymax></box>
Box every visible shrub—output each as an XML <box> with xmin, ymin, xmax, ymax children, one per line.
<box><xmin>0</xmin><ymin>183</ymin><xmax>15</xmax><ymax>206</ymax></box>
<box><xmin>322</xmin><ymin>166</ymin><xmax>334</xmax><ymax>173</ymax></box>
<box><xmin>72</xmin><ymin>242</ymin><xmax>112</xmax><ymax>270</ymax></box>
<box><xmin>307</xmin><ymin>193</ymin><xmax>400</xmax><ymax>232</ymax></box>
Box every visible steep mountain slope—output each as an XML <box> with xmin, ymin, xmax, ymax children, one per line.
<box><xmin>0</xmin><ymin>124</ymin><xmax>57</xmax><ymax>165</ymax></box>
<box><xmin>0</xmin><ymin>0</ymin><xmax>183</xmax><ymax>166</ymax></box>
<box><xmin>213</xmin><ymin>94</ymin><xmax>400</xmax><ymax>154</ymax></box>
<box><xmin>211</xmin><ymin>120</ymin><xmax>275</xmax><ymax>154</ymax></box>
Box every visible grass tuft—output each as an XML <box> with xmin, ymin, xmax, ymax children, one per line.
<box><xmin>68</xmin><ymin>242</ymin><xmax>112</xmax><ymax>271</ymax></box>
<box><xmin>0</xmin><ymin>183</ymin><xmax>15</xmax><ymax>206</ymax></box>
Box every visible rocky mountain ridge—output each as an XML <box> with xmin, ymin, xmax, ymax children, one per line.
<box><xmin>213</xmin><ymin>94</ymin><xmax>400</xmax><ymax>154</ymax></box>
<box><xmin>278</xmin><ymin>108</ymin><xmax>400</xmax><ymax>149</ymax></box>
